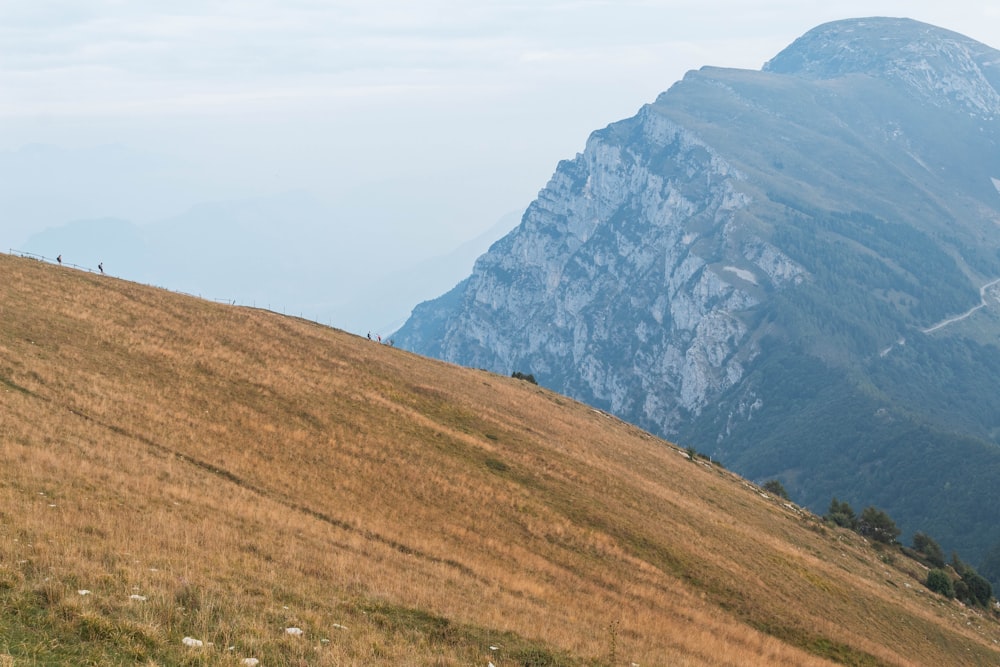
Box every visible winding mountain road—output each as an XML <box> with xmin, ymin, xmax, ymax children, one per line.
<box><xmin>880</xmin><ymin>277</ymin><xmax>1000</xmax><ymax>358</ymax></box>
<box><xmin>922</xmin><ymin>277</ymin><xmax>1000</xmax><ymax>334</ymax></box>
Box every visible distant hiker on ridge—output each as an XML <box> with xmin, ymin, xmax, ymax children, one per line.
<box><xmin>98</xmin><ymin>262</ymin><xmax>104</xmax><ymax>274</ymax></box>
<box><xmin>56</xmin><ymin>254</ymin><xmax>62</xmax><ymax>265</ymax></box>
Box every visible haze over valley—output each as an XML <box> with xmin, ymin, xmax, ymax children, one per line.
<box><xmin>6</xmin><ymin>2</ymin><xmax>1000</xmax><ymax>332</ymax></box>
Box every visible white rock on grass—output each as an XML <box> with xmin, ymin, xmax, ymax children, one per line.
<box><xmin>181</xmin><ymin>637</ymin><xmax>203</xmax><ymax>648</ymax></box>
<box><xmin>285</xmin><ymin>627</ymin><xmax>304</xmax><ymax>636</ymax></box>
<box><xmin>77</xmin><ymin>590</ymin><xmax>91</xmax><ymax>596</ymax></box>
<box><xmin>129</xmin><ymin>594</ymin><xmax>147</xmax><ymax>601</ymax></box>
<box><xmin>242</xmin><ymin>659</ymin><xmax>260</xmax><ymax>666</ymax></box>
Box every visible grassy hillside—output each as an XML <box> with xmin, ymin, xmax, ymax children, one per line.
<box><xmin>2</xmin><ymin>253</ymin><xmax>999</xmax><ymax>666</ymax></box>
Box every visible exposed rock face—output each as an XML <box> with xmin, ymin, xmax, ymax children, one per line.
<box><xmin>396</xmin><ymin>18</ymin><xmax>1000</xmax><ymax>570</ymax></box>
<box><xmin>763</xmin><ymin>18</ymin><xmax>1000</xmax><ymax>117</ymax></box>
<box><xmin>401</xmin><ymin>105</ymin><xmax>805</xmax><ymax>433</ymax></box>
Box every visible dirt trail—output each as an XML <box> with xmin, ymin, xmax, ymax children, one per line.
<box><xmin>921</xmin><ymin>277</ymin><xmax>1000</xmax><ymax>334</ymax></box>
<box><xmin>880</xmin><ymin>277</ymin><xmax>1000</xmax><ymax>357</ymax></box>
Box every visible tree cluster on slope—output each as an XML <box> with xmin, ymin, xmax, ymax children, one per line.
<box><xmin>511</xmin><ymin>371</ymin><xmax>538</xmax><ymax>385</ymax></box>
<box><xmin>762</xmin><ymin>479</ymin><xmax>790</xmax><ymax>500</ymax></box>
<box><xmin>825</xmin><ymin>498</ymin><xmax>994</xmax><ymax>608</ymax></box>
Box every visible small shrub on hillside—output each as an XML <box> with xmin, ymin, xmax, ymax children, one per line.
<box><xmin>484</xmin><ymin>457</ymin><xmax>509</xmax><ymax>474</ymax></box>
<box><xmin>951</xmin><ymin>553</ymin><xmax>993</xmax><ymax>607</ymax></box>
<box><xmin>926</xmin><ymin>569</ymin><xmax>955</xmax><ymax>598</ymax></box>
<box><xmin>912</xmin><ymin>532</ymin><xmax>945</xmax><ymax>568</ymax></box>
<box><xmin>762</xmin><ymin>479</ymin><xmax>790</xmax><ymax>500</ymax></box>
<box><xmin>826</xmin><ymin>497</ymin><xmax>858</xmax><ymax>530</ymax></box>
<box><xmin>511</xmin><ymin>371</ymin><xmax>537</xmax><ymax>385</ymax></box>
<box><xmin>954</xmin><ymin>577</ymin><xmax>971</xmax><ymax>603</ymax></box>
<box><xmin>963</xmin><ymin>570</ymin><xmax>993</xmax><ymax>608</ymax></box>
<box><xmin>857</xmin><ymin>506</ymin><xmax>900</xmax><ymax>545</ymax></box>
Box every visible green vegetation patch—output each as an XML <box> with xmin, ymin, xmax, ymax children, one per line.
<box><xmin>804</xmin><ymin>636</ymin><xmax>885</xmax><ymax>667</ymax></box>
<box><xmin>484</xmin><ymin>456</ymin><xmax>510</xmax><ymax>473</ymax></box>
<box><xmin>0</xmin><ymin>588</ymin><xmax>154</xmax><ymax>665</ymax></box>
<box><xmin>747</xmin><ymin>617</ymin><xmax>886</xmax><ymax>667</ymax></box>
<box><xmin>359</xmin><ymin>600</ymin><xmax>580</xmax><ymax>666</ymax></box>
<box><xmin>0</xmin><ymin>372</ymin><xmax>36</xmax><ymax>397</ymax></box>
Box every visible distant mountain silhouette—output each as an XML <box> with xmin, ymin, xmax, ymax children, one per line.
<box><xmin>22</xmin><ymin>192</ymin><xmax>513</xmax><ymax>334</ymax></box>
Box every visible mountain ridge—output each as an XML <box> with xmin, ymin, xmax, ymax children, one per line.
<box><xmin>394</xmin><ymin>17</ymin><xmax>1000</xmax><ymax>576</ymax></box>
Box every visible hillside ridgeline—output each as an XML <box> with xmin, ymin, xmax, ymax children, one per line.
<box><xmin>2</xmin><ymin>253</ymin><xmax>999</xmax><ymax>665</ymax></box>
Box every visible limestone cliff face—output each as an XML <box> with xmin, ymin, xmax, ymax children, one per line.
<box><xmin>398</xmin><ymin>17</ymin><xmax>1000</xmax><ymax>441</ymax></box>
<box><xmin>398</xmin><ymin>102</ymin><xmax>804</xmax><ymax>434</ymax></box>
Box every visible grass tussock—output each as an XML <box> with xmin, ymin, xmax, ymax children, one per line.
<box><xmin>2</xmin><ymin>252</ymin><xmax>1000</xmax><ymax>665</ymax></box>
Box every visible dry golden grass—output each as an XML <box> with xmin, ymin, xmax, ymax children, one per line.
<box><xmin>2</xmin><ymin>251</ymin><xmax>999</xmax><ymax>665</ymax></box>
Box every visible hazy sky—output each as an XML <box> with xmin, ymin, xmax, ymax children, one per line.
<box><xmin>3</xmin><ymin>2</ymin><xmax>1000</xmax><ymax>327</ymax></box>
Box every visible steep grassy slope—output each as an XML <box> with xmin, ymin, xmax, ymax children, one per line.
<box><xmin>2</xmin><ymin>253</ymin><xmax>999</xmax><ymax>666</ymax></box>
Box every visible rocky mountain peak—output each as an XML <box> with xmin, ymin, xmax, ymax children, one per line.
<box><xmin>763</xmin><ymin>17</ymin><xmax>1000</xmax><ymax>117</ymax></box>
<box><xmin>396</xmin><ymin>19</ymin><xmax>1000</xmax><ymax>572</ymax></box>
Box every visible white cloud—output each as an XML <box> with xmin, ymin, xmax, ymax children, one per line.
<box><xmin>5</xmin><ymin>1</ymin><xmax>996</xmax><ymax>120</ymax></box>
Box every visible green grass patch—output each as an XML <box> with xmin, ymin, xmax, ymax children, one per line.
<box><xmin>0</xmin><ymin>372</ymin><xmax>36</xmax><ymax>397</ymax></box>
<box><xmin>359</xmin><ymin>600</ymin><xmax>580</xmax><ymax>666</ymax></box>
